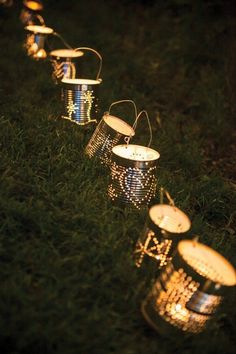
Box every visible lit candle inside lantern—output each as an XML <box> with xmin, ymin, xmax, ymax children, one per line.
<box><xmin>35</xmin><ymin>48</ymin><xmax>46</xmax><ymax>58</ymax></box>
<box><xmin>142</xmin><ymin>239</ymin><xmax>236</xmax><ymax>335</ymax></box>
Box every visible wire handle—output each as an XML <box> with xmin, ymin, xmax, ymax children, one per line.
<box><xmin>193</xmin><ymin>235</ymin><xmax>200</xmax><ymax>243</ymax></box>
<box><xmin>106</xmin><ymin>99</ymin><xmax>138</xmax><ymax>123</ymax></box>
<box><xmin>125</xmin><ymin>110</ymin><xmax>152</xmax><ymax>147</ymax></box>
<box><xmin>35</xmin><ymin>14</ymin><xmax>45</xmax><ymax>26</ymax></box>
<box><xmin>74</xmin><ymin>47</ymin><xmax>102</xmax><ymax>80</ymax></box>
<box><xmin>159</xmin><ymin>187</ymin><xmax>175</xmax><ymax>206</ymax></box>
<box><xmin>52</xmin><ymin>32</ymin><xmax>73</xmax><ymax>49</ymax></box>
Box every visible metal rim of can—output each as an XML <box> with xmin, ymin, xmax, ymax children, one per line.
<box><xmin>148</xmin><ymin>204</ymin><xmax>191</xmax><ymax>236</ymax></box>
<box><xmin>61</xmin><ymin>78</ymin><xmax>101</xmax><ymax>89</ymax></box>
<box><xmin>25</xmin><ymin>25</ymin><xmax>54</xmax><ymax>34</ymax></box>
<box><xmin>103</xmin><ymin>114</ymin><xmax>135</xmax><ymax>137</ymax></box>
<box><xmin>177</xmin><ymin>240</ymin><xmax>236</xmax><ymax>288</ymax></box>
<box><xmin>112</xmin><ymin>144</ymin><xmax>160</xmax><ymax>161</ymax></box>
<box><xmin>50</xmin><ymin>49</ymin><xmax>84</xmax><ymax>58</ymax></box>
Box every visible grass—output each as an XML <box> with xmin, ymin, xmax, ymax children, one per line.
<box><xmin>0</xmin><ymin>0</ymin><xmax>235</xmax><ymax>353</ymax></box>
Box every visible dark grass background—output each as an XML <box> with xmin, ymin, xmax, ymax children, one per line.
<box><xmin>0</xmin><ymin>0</ymin><xmax>236</xmax><ymax>353</ymax></box>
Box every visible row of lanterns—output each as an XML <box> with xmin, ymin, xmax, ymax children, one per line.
<box><xmin>18</xmin><ymin>0</ymin><xmax>236</xmax><ymax>337</ymax></box>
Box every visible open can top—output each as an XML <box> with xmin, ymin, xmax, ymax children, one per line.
<box><xmin>25</xmin><ymin>25</ymin><xmax>54</xmax><ymax>34</ymax></box>
<box><xmin>149</xmin><ymin>204</ymin><xmax>191</xmax><ymax>234</ymax></box>
<box><xmin>103</xmin><ymin>115</ymin><xmax>135</xmax><ymax>137</ymax></box>
<box><xmin>178</xmin><ymin>240</ymin><xmax>236</xmax><ymax>287</ymax></box>
<box><xmin>50</xmin><ymin>49</ymin><xmax>84</xmax><ymax>58</ymax></box>
<box><xmin>112</xmin><ymin>144</ymin><xmax>160</xmax><ymax>162</ymax></box>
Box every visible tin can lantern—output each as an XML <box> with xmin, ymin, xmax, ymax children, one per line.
<box><xmin>135</xmin><ymin>192</ymin><xmax>191</xmax><ymax>268</ymax></box>
<box><xmin>85</xmin><ymin>100</ymin><xmax>137</xmax><ymax>166</ymax></box>
<box><xmin>20</xmin><ymin>0</ymin><xmax>44</xmax><ymax>26</ymax></box>
<box><xmin>23</xmin><ymin>0</ymin><xmax>43</xmax><ymax>11</ymax></box>
<box><xmin>141</xmin><ymin>239</ymin><xmax>236</xmax><ymax>335</ymax></box>
<box><xmin>108</xmin><ymin>111</ymin><xmax>160</xmax><ymax>209</ymax></box>
<box><xmin>24</xmin><ymin>24</ymin><xmax>54</xmax><ymax>59</ymax></box>
<box><xmin>61</xmin><ymin>47</ymin><xmax>102</xmax><ymax>126</ymax></box>
<box><xmin>50</xmin><ymin>49</ymin><xmax>84</xmax><ymax>84</ymax></box>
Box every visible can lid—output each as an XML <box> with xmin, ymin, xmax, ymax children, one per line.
<box><xmin>104</xmin><ymin>115</ymin><xmax>135</xmax><ymax>136</ymax></box>
<box><xmin>50</xmin><ymin>49</ymin><xmax>84</xmax><ymax>58</ymax></box>
<box><xmin>25</xmin><ymin>25</ymin><xmax>54</xmax><ymax>34</ymax></box>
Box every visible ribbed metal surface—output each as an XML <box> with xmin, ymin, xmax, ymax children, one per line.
<box><xmin>186</xmin><ymin>290</ymin><xmax>222</xmax><ymax>315</ymax></box>
<box><xmin>141</xmin><ymin>293</ymin><xmax>210</xmax><ymax>335</ymax></box>
<box><xmin>85</xmin><ymin>119</ymin><xmax>121</xmax><ymax>165</ymax></box>
<box><xmin>135</xmin><ymin>205</ymin><xmax>191</xmax><ymax>269</ymax></box>
<box><xmin>61</xmin><ymin>84</ymin><xmax>99</xmax><ymax>125</ymax></box>
<box><xmin>142</xmin><ymin>264</ymin><xmax>210</xmax><ymax>334</ymax></box>
<box><xmin>108</xmin><ymin>161</ymin><xmax>157</xmax><ymax>209</ymax></box>
<box><xmin>141</xmin><ymin>240</ymin><xmax>235</xmax><ymax>334</ymax></box>
<box><xmin>34</xmin><ymin>33</ymin><xmax>45</xmax><ymax>48</ymax></box>
<box><xmin>85</xmin><ymin>117</ymin><xmax>134</xmax><ymax>165</ymax></box>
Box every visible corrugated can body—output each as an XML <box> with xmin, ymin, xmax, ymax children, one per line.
<box><xmin>85</xmin><ymin>115</ymin><xmax>135</xmax><ymax>166</ymax></box>
<box><xmin>24</xmin><ymin>25</ymin><xmax>53</xmax><ymax>59</ymax></box>
<box><xmin>141</xmin><ymin>240</ymin><xmax>236</xmax><ymax>334</ymax></box>
<box><xmin>135</xmin><ymin>205</ymin><xmax>191</xmax><ymax>268</ymax></box>
<box><xmin>85</xmin><ymin>119</ymin><xmax>121</xmax><ymax>165</ymax></box>
<box><xmin>108</xmin><ymin>144</ymin><xmax>160</xmax><ymax>209</ymax></box>
<box><xmin>25</xmin><ymin>33</ymin><xmax>45</xmax><ymax>58</ymax></box>
<box><xmin>142</xmin><ymin>265</ymin><xmax>208</xmax><ymax>334</ymax></box>
<box><xmin>33</xmin><ymin>33</ymin><xmax>45</xmax><ymax>49</ymax></box>
<box><xmin>61</xmin><ymin>79</ymin><xmax>100</xmax><ymax>125</ymax></box>
<box><xmin>20</xmin><ymin>1</ymin><xmax>43</xmax><ymax>25</ymax></box>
